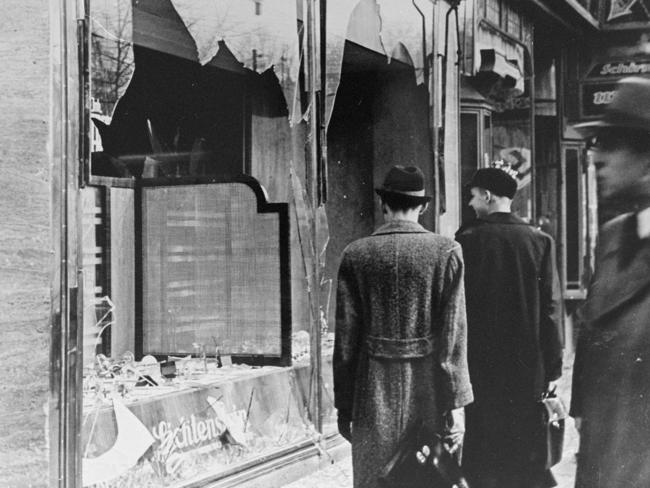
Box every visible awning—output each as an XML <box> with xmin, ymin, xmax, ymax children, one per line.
<box><xmin>478</xmin><ymin>49</ymin><xmax>524</xmax><ymax>94</ymax></box>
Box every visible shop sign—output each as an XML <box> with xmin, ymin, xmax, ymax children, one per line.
<box><xmin>580</xmin><ymin>82</ymin><xmax>618</xmax><ymax>118</ymax></box>
<box><xmin>587</xmin><ymin>60</ymin><xmax>650</xmax><ymax>78</ymax></box>
<box><xmin>82</xmin><ymin>387</ymin><xmax>250</xmax><ymax>458</ymax></box>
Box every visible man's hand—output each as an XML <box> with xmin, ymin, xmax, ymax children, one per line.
<box><xmin>444</xmin><ymin>431</ymin><xmax>464</xmax><ymax>454</ymax></box>
<box><xmin>442</xmin><ymin>408</ymin><xmax>465</xmax><ymax>454</ymax></box>
<box><xmin>338</xmin><ymin>416</ymin><xmax>352</xmax><ymax>442</ymax></box>
<box><xmin>574</xmin><ymin>416</ymin><xmax>583</xmax><ymax>434</ymax></box>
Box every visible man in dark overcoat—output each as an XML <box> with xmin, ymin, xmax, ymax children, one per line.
<box><xmin>570</xmin><ymin>76</ymin><xmax>650</xmax><ymax>488</ymax></box>
<box><xmin>455</xmin><ymin>166</ymin><xmax>563</xmax><ymax>488</ymax></box>
<box><xmin>334</xmin><ymin>165</ymin><xmax>474</xmax><ymax>488</ymax></box>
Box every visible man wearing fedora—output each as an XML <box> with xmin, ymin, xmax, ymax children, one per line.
<box><xmin>334</xmin><ymin>165</ymin><xmax>474</xmax><ymax>488</ymax></box>
<box><xmin>455</xmin><ymin>166</ymin><xmax>563</xmax><ymax>488</ymax></box>
<box><xmin>570</xmin><ymin>77</ymin><xmax>650</xmax><ymax>488</ymax></box>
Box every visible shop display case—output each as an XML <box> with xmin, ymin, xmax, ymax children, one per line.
<box><xmin>57</xmin><ymin>0</ymin><xmax>455</xmax><ymax>485</ymax></box>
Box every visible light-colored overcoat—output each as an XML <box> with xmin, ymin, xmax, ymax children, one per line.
<box><xmin>333</xmin><ymin>220</ymin><xmax>474</xmax><ymax>488</ymax></box>
<box><xmin>571</xmin><ymin>213</ymin><xmax>650</xmax><ymax>488</ymax></box>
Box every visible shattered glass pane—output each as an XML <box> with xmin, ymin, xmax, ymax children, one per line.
<box><xmin>377</xmin><ymin>0</ymin><xmax>432</xmax><ymax>83</ymax></box>
<box><xmin>325</xmin><ymin>0</ymin><xmax>432</xmax><ymax>123</ymax></box>
<box><xmin>170</xmin><ymin>0</ymin><xmax>301</xmax><ymax>73</ymax></box>
<box><xmin>90</xmin><ymin>0</ymin><xmax>134</xmax><ymax>138</ymax></box>
<box><xmin>90</xmin><ymin>0</ymin><xmax>307</xmax><ymax>180</ymax></box>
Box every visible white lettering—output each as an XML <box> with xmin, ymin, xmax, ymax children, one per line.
<box><xmin>206</xmin><ymin>417</ymin><xmax>219</xmax><ymax>438</ymax></box>
<box><xmin>146</xmin><ymin>406</ymin><xmax>247</xmax><ymax>451</ymax></box>
<box><xmin>175</xmin><ymin>421</ymin><xmax>188</xmax><ymax>449</ymax></box>
<box><xmin>600</xmin><ymin>62</ymin><xmax>650</xmax><ymax>76</ymax></box>
<box><xmin>197</xmin><ymin>422</ymin><xmax>208</xmax><ymax>441</ymax></box>
<box><xmin>151</xmin><ymin>420</ymin><xmax>170</xmax><ymax>441</ymax></box>
<box><xmin>190</xmin><ymin>415</ymin><xmax>199</xmax><ymax>445</ymax></box>
<box><xmin>182</xmin><ymin>420</ymin><xmax>194</xmax><ymax>447</ymax></box>
<box><xmin>593</xmin><ymin>90</ymin><xmax>616</xmax><ymax>105</ymax></box>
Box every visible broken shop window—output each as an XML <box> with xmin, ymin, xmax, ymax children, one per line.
<box><xmin>89</xmin><ymin>0</ymin><xmax>305</xmax><ymax>183</ymax></box>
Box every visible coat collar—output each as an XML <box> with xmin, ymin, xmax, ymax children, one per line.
<box><xmin>585</xmin><ymin>213</ymin><xmax>650</xmax><ymax>323</ymax></box>
<box><xmin>481</xmin><ymin>212</ymin><xmax>531</xmax><ymax>226</ymax></box>
<box><xmin>598</xmin><ymin>213</ymin><xmax>641</xmax><ymax>258</ymax></box>
<box><xmin>455</xmin><ymin>212</ymin><xmax>530</xmax><ymax>237</ymax></box>
<box><xmin>372</xmin><ymin>220</ymin><xmax>429</xmax><ymax>236</ymax></box>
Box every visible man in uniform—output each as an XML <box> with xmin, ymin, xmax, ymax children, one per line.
<box><xmin>570</xmin><ymin>76</ymin><xmax>650</xmax><ymax>488</ymax></box>
<box><xmin>334</xmin><ymin>165</ymin><xmax>473</xmax><ymax>488</ymax></box>
<box><xmin>456</xmin><ymin>165</ymin><xmax>563</xmax><ymax>488</ymax></box>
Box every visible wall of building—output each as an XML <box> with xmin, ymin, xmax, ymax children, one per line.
<box><xmin>436</xmin><ymin>0</ymin><xmax>463</xmax><ymax>238</ymax></box>
<box><xmin>0</xmin><ymin>0</ymin><xmax>50</xmax><ymax>485</ymax></box>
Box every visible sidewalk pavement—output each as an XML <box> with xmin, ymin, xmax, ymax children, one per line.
<box><xmin>283</xmin><ymin>354</ymin><xmax>578</xmax><ymax>488</ymax></box>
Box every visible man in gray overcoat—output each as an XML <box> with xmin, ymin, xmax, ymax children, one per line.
<box><xmin>570</xmin><ymin>77</ymin><xmax>650</xmax><ymax>488</ymax></box>
<box><xmin>334</xmin><ymin>165</ymin><xmax>474</xmax><ymax>488</ymax></box>
<box><xmin>455</xmin><ymin>166</ymin><xmax>563</xmax><ymax>488</ymax></box>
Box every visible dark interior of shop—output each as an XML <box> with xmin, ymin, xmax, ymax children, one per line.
<box><xmin>325</xmin><ymin>39</ymin><xmax>434</xmax><ymax>319</ymax></box>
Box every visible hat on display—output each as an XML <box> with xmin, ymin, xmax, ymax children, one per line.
<box><xmin>375</xmin><ymin>165</ymin><xmax>432</xmax><ymax>204</ymax></box>
<box><xmin>468</xmin><ymin>161</ymin><xmax>518</xmax><ymax>199</ymax></box>
<box><xmin>573</xmin><ymin>76</ymin><xmax>650</xmax><ymax>137</ymax></box>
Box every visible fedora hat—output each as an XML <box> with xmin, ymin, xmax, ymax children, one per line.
<box><xmin>574</xmin><ymin>77</ymin><xmax>650</xmax><ymax>137</ymax></box>
<box><xmin>375</xmin><ymin>165</ymin><xmax>432</xmax><ymax>204</ymax></box>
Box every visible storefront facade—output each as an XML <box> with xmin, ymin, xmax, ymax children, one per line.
<box><xmin>50</xmin><ymin>0</ymin><xmax>465</xmax><ymax>486</ymax></box>
<box><xmin>572</xmin><ymin>0</ymin><xmax>650</xmax><ymax>223</ymax></box>
<box><xmin>458</xmin><ymin>0</ymin><xmax>602</xmax><ymax>305</ymax></box>
<box><xmin>50</xmin><ymin>1</ymin><xmax>640</xmax><ymax>486</ymax></box>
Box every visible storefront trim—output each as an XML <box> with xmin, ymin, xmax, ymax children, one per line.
<box><xmin>193</xmin><ymin>434</ymin><xmax>348</xmax><ymax>488</ymax></box>
<box><xmin>525</xmin><ymin>0</ymin><xmax>599</xmax><ymax>33</ymax></box>
<box><xmin>602</xmin><ymin>21</ymin><xmax>650</xmax><ymax>31</ymax></box>
<box><xmin>479</xmin><ymin>18</ymin><xmax>531</xmax><ymax>53</ymax></box>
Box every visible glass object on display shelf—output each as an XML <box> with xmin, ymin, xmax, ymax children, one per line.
<box><xmin>80</xmin><ymin>341</ymin><xmax>326</xmax><ymax>488</ymax></box>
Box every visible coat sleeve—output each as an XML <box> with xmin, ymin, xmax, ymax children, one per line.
<box><xmin>436</xmin><ymin>245</ymin><xmax>474</xmax><ymax>412</ymax></box>
<box><xmin>569</xmin><ymin>309</ymin><xmax>588</xmax><ymax>418</ymax></box>
<box><xmin>570</xmin><ymin>231</ymin><xmax>602</xmax><ymax>418</ymax></box>
<box><xmin>333</xmin><ymin>250</ymin><xmax>363</xmax><ymax>420</ymax></box>
<box><xmin>539</xmin><ymin>235</ymin><xmax>564</xmax><ymax>383</ymax></box>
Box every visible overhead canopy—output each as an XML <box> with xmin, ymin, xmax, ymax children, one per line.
<box><xmin>474</xmin><ymin>21</ymin><xmax>526</xmax><ymax>93</ymax></box>
<box><xmin>478</xmin><ymin>48</ymin><xmax>524</xmax><ymax>94</ymax></box>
